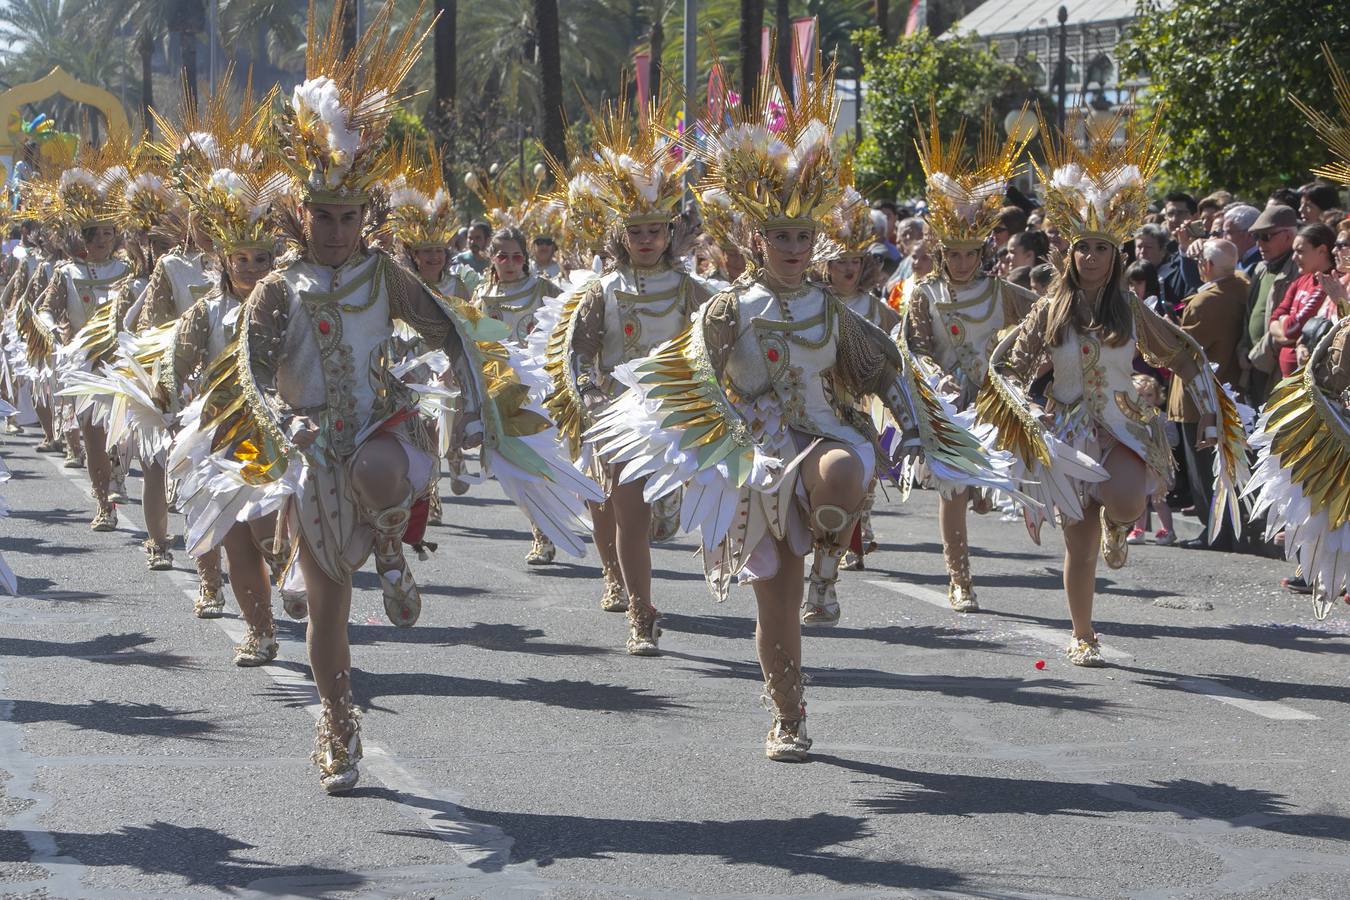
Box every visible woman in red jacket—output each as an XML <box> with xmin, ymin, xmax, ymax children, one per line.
<box><xmin>1270</xmin><ymin>223</ymin><xmax>1337</xmax><ymax>378</ymax></box>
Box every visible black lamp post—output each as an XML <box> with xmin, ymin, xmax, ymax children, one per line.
<box><xmin>1055</xmin><ymin>5</ymin><xmax>1068</xmax><ymax>131</ymax></box>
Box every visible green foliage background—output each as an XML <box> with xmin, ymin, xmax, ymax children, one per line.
<box><xmin>1121</xmin><ymin>0</ymin><xmax>1350</xmax><ymax>196</ymax></box>
<box><xmin>853</xmin><ymin>27</ymin><xmax>1031</xmax><ymax>200</ymax></box>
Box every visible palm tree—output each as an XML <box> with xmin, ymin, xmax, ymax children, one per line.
<box><xmin>875</xmin><ymin>0</ymin><xmax>889</xmax><ymax>41</ymax></box>
<box><xmin>166</xmin><ymin>0</ymin><xmax>205</xmax><ymax>108</ymax></box>
<box><xmin>532</xmin><ymin>0</ymin><xmax>565</xmax><ymax>165</ymax></box>
<box><xmin>217</xmin><ymin>0</ymin><xmax>305</xmax><ymax>88</ymax></box>
<box><xmin>433</xmin><ymin>0</ymin><xmax>457</xmax><ymax>114</ymax></box>
<box><xmin>97</xmin><ymin>0</ymin><xmax>169</xmax><ymax>136</ymax></box>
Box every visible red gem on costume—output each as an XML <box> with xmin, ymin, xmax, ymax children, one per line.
<box><xmin>624</xmin><ymin>323</ymin><xmax>634</xmax><ymax>336</ymax></box>
<box><xmin>1082</xmin><ymin>346</ymin><xmax>1090</xmax><ymax>354</ymax></box>
<box><xmin>318</xmin><ymin>320</ymin><xmax>331</xmax><ymax>334</ymax></box>
<box><xmin>767</xmin><ymin>348</ymin><xmax>780</xmax><ymax>362</ymax></box>
<box><xmin>950</xmin><ymin>325</ymin><xmax>959</xmax><ymax>334</ymax></box>
<box><xmin>81</xmin><ymin>294</ymin><xmax>91</xmax><ymax>304</ymax></box>
<box><xmin>335</xmin><ymin>419</ymin><xmax>344</xmax><ymax>431</ymax></box>
<box><xmin>1035</xmin><ymin>659</ymin><xmax>1046</xmax><ymax>670</ymax></box>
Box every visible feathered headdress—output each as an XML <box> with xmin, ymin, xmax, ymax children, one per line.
<box><xmin>149</xmin><ymin>66</ymin><xmax>274</xmax><ymax>190</ymax></box>
<box><xmin>584</xmin><ymin>85</ymin><xmax>688</xmax><ymax>226</ymax></box>
<box><xmin>694</xmin><ymin>184</ymin><xmax>754</xmax><ymax>257</ymax></box>
<box><xmin>538</xmin><ymin>153</ymin><xmax>609</xmax><ymax>266</ymax></box>
<box><xmin>692</xmin><ymin>51</ymin><xmax>842</xmax><ymax>231</ymax></box>
<box><xmin>1034</xmin><ymin>105</ymin><xmax>1165</xmax><ymax>247</ymax></box>
<box><xmin>463</xmin><ymin>163</ymin><xmax>546</xmax><ymax>233</ymax></box>
<box><xmin>112</xmin><ymin>143</ymin><xmax>187</xmax><ymax>243</ymax></box>
<box><xmin>149</xmin><ymin>71</ymin><xmax>282</xmax><ymax>251</ymax></box>
<box><xmin>29</xmin><ymin>136</ymin><xmax>133</xmax><ymax>230</ymax></box>
<box><xmin>1291</xmin><ymin>44</ymin><xmax>1350</xmax><ymax>187</ymax></box>
<box><xmin>916</xmin><ymin>105</ymin><xmax>1027</xmax><ymax>250</ymax></box>
<box><xmin>276</xmin><ymin>0</ymin><xmax>431</xmax><ymax>205</ymax></box>
<box><xmin>815</xmin><ymin>153</ymin><xmax>876</xmax><ymax>260</ymax></box>
<box><xmin>384</xmin><ymin>140</ymin><xmax>458</xmax><ymax>249</ymax></box>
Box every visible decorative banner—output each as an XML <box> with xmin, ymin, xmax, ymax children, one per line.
<box><xmin>633</xmin><ymin>50</ymin><xmax>651</xmax><ymax>115</ymax></box>
<box><xmin>905</xmin><ymin>0</ymin><xmax>924</xmax><ymax>36</ymax></box>
<box><xmin>791</xmin><ymin>16</ymin><xmax>816</xmax><ymax>82</ymax></box>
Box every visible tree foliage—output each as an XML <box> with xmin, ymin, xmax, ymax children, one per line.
<box><xmin>853</xmin><ymin>27</ymin><xmax>1030</xmax><ymax>200</ymax></box>
<box><xmin>1120</xmin><ymin>0</ymin><xmax>1350</xmax><ymax>196</ymax></box>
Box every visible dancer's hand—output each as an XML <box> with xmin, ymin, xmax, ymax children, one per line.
<box><xmin>1196</xmin><ymin>413</ymin><xmax>1218</xmax><ymax>450</ymax></box>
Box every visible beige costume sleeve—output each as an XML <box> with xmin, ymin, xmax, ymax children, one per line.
<box><xmin>566</xmin><ymin>279</ymin><xmax>607</xmax><ymax>399</ymax></box>
<box><xmin>994</xmin><ymin>297</ymin><xmax>1051</xmax><ymax>389</ymax></box>
<box><xmin>135</xmin><ymin>259</ymin><xmax>177</xmax><ymax>332</ymax></box>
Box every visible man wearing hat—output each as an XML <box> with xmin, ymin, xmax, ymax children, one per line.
<box><xmin>1242</xmin><ymin>204</ymin><xmax>1300</xmax><ymax>405</ymax></box>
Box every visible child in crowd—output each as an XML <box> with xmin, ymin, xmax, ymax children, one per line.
<box><xmin>1127</xmin><ymin>373</ymin><xmax>1177</xmax><ymax>546</ymax></box>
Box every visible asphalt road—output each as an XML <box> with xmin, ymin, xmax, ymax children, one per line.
<box><xmin>1</xmin><ymin>428</ymin><xmax>1348</xmax><ymax>900</ymax></box>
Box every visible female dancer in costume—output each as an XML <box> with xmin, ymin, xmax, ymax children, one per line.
<box><xmin>899</xmin><ymin>110</ymin><xmax>1036</xmax><ymax>612</ymax></box>
<box><xmin>542</xmin><ymin>89</ymin><xmax>710</xmax><ymax>654</ymax></box>
<box><xmin>979</xmin><ymin>110</ymin><xmax>1248</xmax><ymax>666</ymax></box>
<box><xmin>589</xmin><ymin>62</ymin><xmax>1013</xmax><ymax>759</ymax></box>
<box><xmin>183</xmin><ymin>0</ymin><xmax>598</xmax><ymax>792</ymax></box>
<box><xmin>804</xmin><ymin>182</ymin><xmax>900</xmax><ymax>593</ymax></box>
<box><xmin>33</xmin><ymin>144</ymin><xmax>131</xmax><ymax>530</ymax></box>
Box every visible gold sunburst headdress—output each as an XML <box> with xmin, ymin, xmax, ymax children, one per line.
<box><xmin>584</xmin><ymin>84</ymin><xmax>688</xmax><ymax>226</ymax></box>
<box><xmin>694</xmin><ymin>184</ymin><xmax>754</xmax><ymax>257</ymax></box>
<box><xmin>916</xmin><ymin>105</ymin><xmax>1028</xmax><ymax>251</ymax></box>
<box><xmin>149</xmin><ymin>66</ymin><xmax>275</xmax><ymax>191</ymax></box>
<box><xmin>815</xmin><ymin>155</ymin><xmax>876</xmax><ymax>260</ymax></box>
<box><xmin>112</xmin><ymin>143</ymin><xmax>187</xmax><ymax>243</ymax></box>
<box><xmin>30</xmin><ymin>136</ymin><xmax>133</xmax><ymax>231</ymax></box>
<box><xmin>692</xmin><ymin>50</ymin><xmax>842</xmax><ymax>232</ymax></box>
<box><xmin>540</xmin><ymin>149</ymin><xmax>610</xmax><ymax>264</ymax></box>
<box><xmin>1034</xmin><ymin>105</ymin><xmax>1165</xmax><ymax>247</ymax></box>
<box><xmin>277</xmin><ymin>0</ymin><xmax>431</xmax><ymax>205</ymax></box>
<box><xmin>1291</xmin><ymin>44</ymin><xmax>1350</xmax><ymax>187</ymax></box>
<box><xmin>463</xmin><ymin>163</ymin><xmax>546</xmax><ymax>233</ymax></box>
<box><xmin>385</xmin><ymin>139</ymin><xmax>458</xmax><ymax>249</ymax></box>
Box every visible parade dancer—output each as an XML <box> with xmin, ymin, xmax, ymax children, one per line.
<box><xmin>898</xmin><ymin>110</ymin><xmax>1036</xmax><ymax>612</ymax></box>
<box><xmin>540</xmin><ymin>88</ymin><xmax>710</xmax><ymax>653</ymax></box>
<box><xmin>462</xmin><ymin>168</ymin><xmax>568</xmax><ymax>564</ymax></box>
<box><xmin>164</xmin><ymin>125</ymin><xmax>289</xmax><ymax>658</ymax></box>
<box><xmin>588</xmin><ymin>60</ymin><xmax>1013</xmax><ymax>759</ymax></box>
<box><xmin>807</xmin><ymin>180</ymin><xmax>900</xmax><ymax>586</ymax></box>
<box><xmin>33</xmin><ymin>143</ymin><xmax>131</xmax><ymax>530</ymax></box>
<box><xmin>979</xmin><ymin>110</ymin><xmax>1248</xmax><ymax>666</ymax></box>
<box><xmin>180</xmin><ymin>0</ymin><xmax>598</xmax><ymax>792</ymax></box>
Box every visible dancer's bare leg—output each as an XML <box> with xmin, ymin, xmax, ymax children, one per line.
<box><xmin>142</xmin><ymin>460</ymin><xmax>171</xmax><ymax>564</ymax></box>
<box><xmin>611</xmin><ymin>478</ymin><xmax>657</xmax><ymax>652</ymax></box>
<box><xmin>223</xmin><ymin>520</ymin><xmax>278</xmax><ymax>665</ymax></box>
<box><xmin>938</xmin><ymin>488</ymin><xmax>978</xmax><ymax>611</ymax></box>
<box><xmin>590</xmin><ymin>498</ymin><xmax>627</xmax><ymax>611</ymax></box>
<box><xmin>352</xmin><ymin>434</ymin><xmax>420</xmax><ymax>627</ymax></box>
<box><xmin>80</xmin><ymin>420</ymin><xmax>113</xmax><ymax>528</ymax></box>
<box><xmin>798</xmin><ymin>442</ymin><xmax>865</xmax><ymax>627</ymax></box>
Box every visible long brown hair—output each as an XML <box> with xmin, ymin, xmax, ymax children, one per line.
<box><xmin>1045</xmin><ymin>245</ymin><xmax>1134</xmax><ymax>348</ymax></box>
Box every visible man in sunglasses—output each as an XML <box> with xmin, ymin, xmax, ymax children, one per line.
<box><xmin>1243</xmin><ymin>204</ymin><xmax>1300</xmax><ymax>405</ymax></box>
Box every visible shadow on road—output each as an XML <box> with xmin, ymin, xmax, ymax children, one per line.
<box><xmin>379</xmin><ymin>796</ymin><xmax>972</xmax><ymax>892</ymax></box>
<box><xmin>349</xmin><ymin>669</ymin><xmax>689</xmax><ymax>715</ymax></box>
<box><xmin>7</xmin><ymin>699</ymin><xmax>218</xmax><ymax>740</ymax></box>
<box><xmin>0</xmin><ymin>632</ymin><xmax>197</xmax><ymax>670</ymax></box>
<box><xmin>664</xmin><ymin>651</ymin><xmax>1118</xmax><ymax>713</ymax></box>
<box><xmin>817</xmin><ymin>754</ymin><xmax>1350</xmax><ymax>843</ymax></box>
<box><xmin>347</xmin><ymin>621</ymin><xmax>610</xmax><ymax>657</ymax></box>
<box><xmin>0</xmin><ymin>821</ymin><xmax>363</xmax><ymax>893</ymax></box>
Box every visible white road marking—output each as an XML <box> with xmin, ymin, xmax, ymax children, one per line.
<box><xmin>1177</xmin><ymin>677</ymin><xmax>1320</xmax><ymax>721</ymax></box>
<box><xmin>865</xmin><ymin>578</ymin><xmax>1321</xmax><ymax>720</ymax></box>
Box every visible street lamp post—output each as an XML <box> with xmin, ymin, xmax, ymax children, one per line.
<box><xmin>1056</xmin><ymin>5</ymin><xmax>1068</xmax><ymax>131</ymax></box>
